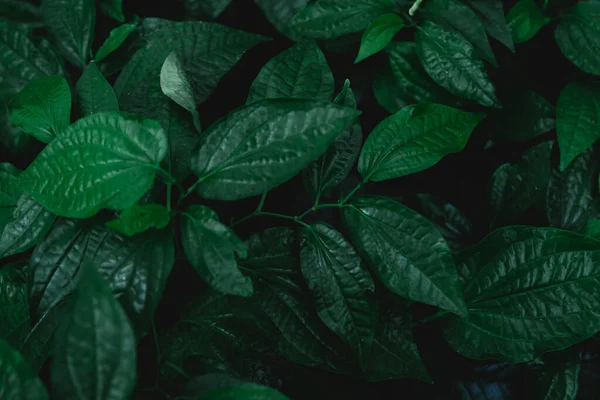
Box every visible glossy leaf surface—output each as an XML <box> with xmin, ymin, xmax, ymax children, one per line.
<box><xmin>76</xmin><ymin>62</ymin><xmax>119</xmax><ymax>116</ymax></box>
<box><xmin>105</xmin><ymin>203</ymin><xmax>170</xmax><ymax>236</ymax></box>
<box><xmin>506</xmin><ymin>0</ymin><xmax>550</xmax><ymax>43</ymax></box>
<box><xmin>355</xmin><ymin>13</ymin><xmax>404</xmax><ymax>63</ymax></box>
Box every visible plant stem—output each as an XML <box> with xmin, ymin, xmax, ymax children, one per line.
<box><xmin>166</xmin><ymin>183</ymin><xmax>172</xmax><ymax>212</ymax></box>
<box><xmin>408</xmin><ymin>0</ymin><xmax>424</xmax><ymax>16</ymax></box>
<box><xmin>339</xmin><ymin>181</ymin><xmax>364</xmax><ymax>205</ymax></box>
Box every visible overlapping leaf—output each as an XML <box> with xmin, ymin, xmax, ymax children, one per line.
<box><xmin>0</xmin><ymin>339</ymin><xmax>48</xmax><ymax>400</ymax></box>
<box><xmin>76</xmin><ymin>62</ymin><xmax>119</xmax><ymax>116</ymax></box>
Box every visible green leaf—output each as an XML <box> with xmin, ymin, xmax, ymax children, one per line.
<box><xmin>358</xmin><ymin>102</ymin><xmax>484</xmax><ymax>181</ymax></box>
<box><xmin>248</xmin><ymin>40</ymin><xmax>334</xmax><ymax>103</ymax></box>
<box><xmin>461</xmin><ymin>0</ymin><xmax>514</xmax><ymax>52</ymax></box>
<box><xmin>288</xmin><ymin>0</ymin><xmax>398</xmax><ymax>40</ymax></box>
<box><xmin>41</xmin><ymin>0</ymin><xmax>95</xmax><ymax>67</ymax></box>
<box><xmin>386</xmin><ymin>41</ymin><xmax>456</xmax><ymax>106</ymax></box>
<box><xmin>8</xmin><ymin>76</ymin><xmax>71</xmax><ymax>143</ymax></box>
<box><xmin>355</xmin><ymin>13</ymin><xmax>404</xmax><ymax>63</ymax></box>
<box><xmin>76</xmin><ymin>62</ymin><xmax>119</xmax><ymax>116</ymax></box>
<box><xmin>254</xmin><ymin>0</ymin><xmax>308</xmax><ymax>38</ymax></box>
<box><xmin>99</xmin><ymin>0</ymin><xmax>124</xmax><ymax>22</ymax></box>
<box><xmin>0</xmin><ymin>195</ymin><xmax>55</xmax><ymax>258</ymax></box>
<box><xmin>585</xmin><ymin>219</ymin><xmax>600</xmax><ymax>239</ymax></box>
<box><xmin>51</xmin><ymin>265</ymin><xmax>136</xmax><ymax>400</ymax></box>
<box><xmin>191</xmin><ymin>99</ymin><xmax>360</xmax><ymax>201</ymax></box>
<box><xmin>488</xmin><ymin>141</ymin><xmax>553</xmax><ymax>227</ymax></box>
<box><xmin>423</xmin><ymin>0</ymin><xmax>497</xmax><ymax>65</ymax></box>
<box><xmin>533</xmin><ymin>358</ymin><xmax>580</xmax><ymax>400</ymax></box>
<box><xmin>94</xmin><ymin>21</ymin><xmax>137</xmax><ymax>62</ymax></box>
<box><xmin>299</xmin><ymin>222</ymin><xmax>377</xmax><ymax>367</ymax></box>
<box><xmin>416</xmin><ymin>21</ymin><xmax>500</xmax><ymax>108</ymax></box>
<box><xmin>0</xmin><ymin>0</ymin><xmax>41</xmax><ymax>24</ymax></box>
<box><xmin>547</xmin><ymin>148</ymin><xmax>600</xmax><ymax>231</ymax></box>
<box><xmin>372</xmin><ymin>61</ymin><xmax>411</xmax><ymax>113</ymax></box>
<box><xmin>506</xmin><ymin>0</ymin><xmax>550</xmax><ymax>43</ymax></box>
<box><xmin>557</xmin><ymin>82</ymin><xmax>600</xmax><ymax>171</ymax></box>
<box><xmin>18</xmin><ymin>112</ymin><xmax>168</xmax><ymax>218</ymax></box>
<box><xmin>198</xmin><ymin>384</ymin><xmax>290</xmax><ymax>400</ymax></box>
<box><xmin>106</xmin><ymin>203</ymin><xmax>170</xmax><ymax>236</ymax></box>
<box><xmin>182</xmin><ymin>205</ymin><xmax>252</xmax><ymax>297</ymax></box>
<box><xmin>492</xmin><ymin>90</ymin><xmax>555</xmax><ymax>142</ymax></box>
<box><xmin>342</xmin><ymin>195</ymin><xmax>467</xmax><ymax>316</ymax></box>
<box><xmin>0</xmin><ymin>339</ymin><xmax>48</xmax><ymax>400</ymax></box>
<box><xmin>303</xmin><ymin>80</ymin><xmax>362</xmax><ymax>198</ymax></box>
<box><xmin>160</xmin><ymin>51</ymin><xmax>201</xmax><ymax>132</ymax></box>
<box><xmin>0</xmin><ymin>267</ymin><xmax>29</xmax><ymax>349</ymax></box>
<box><xmin>0</xmin><ymin>163</ymin><xmax>21</xmax><ymax>212</ymax></box>
<box><xmin>555</xmin><ymin>1</ymin><xmax>600</xmax><ymax>75</ymax></box>
<box><xmin>181</xmin><ymin>0</ymin><xmax>232</xmax><ymax>19</ymax></box>
<box><xmin>444</xmin><ymin>226</ymin><xmax>600</xmax><ymax>363</ymax></box>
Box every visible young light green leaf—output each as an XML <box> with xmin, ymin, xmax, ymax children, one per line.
<box><xmin>461</xmin><ymin>0</ymin><xmax>514</xmax><ymax>52</ymax></box>
<box><xmin>342</xmin><ymin>195</ymin><xmax>468</xmax><ymax>317</ymax></box>
<box><xmin>41</xmin><ymin>0</ymin><xmax>95</xmax><ymax>67</ymax></box>
<box><xmin>288</xmin><ymin>0</ymin><xmax>398</xmax><ymax>40</ymax></box>
<box><xmin>355</xmin><ymin>13</ymin><xmax>404</xmax><ymax>63</ymax></box>
<box><xmin>416</xmin><ymin>21</ymin><xmax>500</xmax><ymax>108</ymax></box>
<box><xmin>51</xmin><ymin>265</ymin><xmax>136</xmax><ymax>400</ymax></box>
<box><xmin>198</xmin><ymin>384</ymin><xmax>290</xmax><ymax>400</ymax></box>
<box><xmin>555</xmin><ymin>1</ymin><xmax>600</xmax><ymax>75</ymax></box>
<box><xmin>0</xmin><ymin>339</ymin><xmax>49</xmax><ymax>400</ymax></box>
<box><xmin>254</xmin><ymin>0</ymin><xmax>309</xmax><ymax>39</ymax></box>
<box><xmin>94</xmin><ymin>21</ymin><xmax>137</xmax><ymax>62</ymax></box>
<box><xmin>76</xmin><ymin>62</ymin><xmax>119</xmax><ymax>116</ymax></box>
<box><xmin>18</xmin><ymin>112</ymin><xmax>168</xmax><ymax>218</ymax></box>
<box><xmin>8</xmin><ymin>76</ymin><xmax>71</xmax><ymax>143</ymax></box>
<box><xmin>248</xmin><ymin>40</ymin><xmax>334</xmax><ymax>103</ymax></box>
<box><xmin>358</xmin><ymin>102</ymin><xmax>484</xmax><ymax>181</ymax></box>
<box><xmin>300</xmin><ymin>223</ymin><xmax>377</xmax><ymax>367</ymax></box>
<box><xmin>488</xmin><ymin>141</ymin><xmax>553</xmax><ymax>227</ymax></box>
<box><xmin>533</xmin><ymin>358</ymin><xmax>580</xmax><ymax>400</ymax></box>
<box><xmin>422</xmin><ymin>0</ymin><xmax>497</xmax><ymax>65</ymax></box>
<box><xmin>106</xmin><ymin>203</ymin><xmax>170</xmax><ymax>237</ymax></box>
<box><xmin>182</xmin><ymin>205</ymin><xmax>252</xmax><ymax>297</ymax></box>
<box><xmin>191</xmin><ymin>99</ymin><xmax>360</xmax><ymax>201</ymax></box>
<box><xmin>443</xmin><ymin>226</ymin><xmax>600</xmax><ymax>363</ymax></box>
<box><xmin>506</xmin><ymin>0</ymin><xmax>550</xmax><ymax>43</ymax></box>
<box><xmin>99</xmin><ymin>0</ymin><xmax>124</xmax><ymax>22</ymax></box>
<box><xmin>160</xmin><ymin>51</ymin><xmax>201</xmax><ymax>132</ymax></box>
<box><xmin>557</xmin><ymin>83</ymin><xmax>600</xmax><ymax>171</ymax></box>
<box><xmin>0</xmin><ymin>267</ymin><xmax>29</xmax><ymax>349</ymax></box>
<box><xmin>492</xmin><ymin>90</ymin><xmax>555</xmax><ymax>142</ymax></box>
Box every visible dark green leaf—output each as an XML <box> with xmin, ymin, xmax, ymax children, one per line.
<box><xmin>506</xmin><ymin>0</ymin><xmax>550</xmax><ymax>43</ymax></box>
<box><xmin>372</xmin><ymin>61</ymin><xmax>410</xmax><ymax>113</ymax></box>
<box><xmin>585</xmin><ymin>219</ymin><xmax>600</xmax><ymax>239</ymax></box>
<box><xmin>8</xmin><ymin>75</ymin><xmax>71</xmax><ymax>143</ymax></box>
<box><xmin>547</xmin><ymin>148</ymin><xmax>600</xmax><ymax>231</ymax></box>
<box><xmin>444</xmin><ymin>226</ymin><xmax>600</xmax><ymax>362</ymax></box>
<box><xmin>299</xmin><ymin>222</ymin><xmax>377</xmax><ymax>366</ymax></box>
<box><xmin>461</xmin><ymin>0</ymin><xmax>514</xmax><ymax>52</ymax></box>
<box><xmin>416</xmin><ymin>21</ymin><xmax>500</xmax><ymax>108</ymax></box>
<box><xmin>488</xmin><ymin>141</ymin><xmax>553</xmax><ymax>227</ymax></box>
<box><xmin>0</xmin><ymin>267</ymin><xmax>29</xmax><ymax>348</ymax></box>
<box><xmin>288</xmin><ymin>0</ymin><xmax>398</xmax><ymax>39</ymax></box>
<box><xmin>94</xmin><ymin>21</ymin><xmax>137</xmax><ymax>62</ymax></box>
<box><xmin>254</xmin><ymin>0</ymin><xmax>309</xmax><ymax>39</ymax></box>
<box><xmin>342</xmin><ymin>195</ymin><xmax>467</xmax><ymax>316</ymax></box>
<box><xmin>76</xmin><ymin>62</ymin><xmax>119</xmax><ymax>116</ymax></box>
<box><xmin>191</xmin><ymin>99</ymin><xmax>360</xmax><ymax>201</ymax></box>
<box><xmin>106</xmin><ymin>203</ymin><xmax>170</xmax><ymax>236</ymax></box>
<box><xmin>248</xmin><ymin>40</ymin><xmax>334</xmax><ymax>103</ymax></box>
<box><xmin>303</xmin><ymin>80</ymin><xmax>362</xmax><ymax>198</ymax></box>
<box><xmin>492</xmin><ymin>90</ymin><xmax>555</xmax><ymax>142</ymax></box>
<box><xmin>423</xmin><ymin>0</ymin><xmax>497</xmax><ymax>65</ymax></box>
<box><xmin>18</xmin><ymin>112</ymin><xmax>168</xmax><ymax>218</ymax></box>
<box><xmin>51</xmin><ymin>265</ymin><xmax>136</xmax><ymax>400</ymax></box>
<box><xmin>0</xmin><ymin>163</ymin><xmax>21</xmax><ymax>215</ymax></box>
<box><xmin>0</xmin><ymin>0</ymin><xmax>41</xmax><ymax>24</ymax></box>
<box><xmin>557</xmin><ymin>82</ymin><xmax>600</xmax><ymax>171</ymax></box>
<box><xmin>99</xmin><ymin>0</ymin><xmax>124</xmax><ymax>22</ymax></box>
<box><xmin>355</xmin><ymin>13</ymin><xmax>404</xmax><ymax>63</ymax></box>
<box><xmin>358</xmin><ymin>102</ymin><xmax>484</xmax><ymax>181</ymax></box>
<box><xmin>533</xmin><ymin>358</ymin><xmax>580</xmax><ymax>400</ymax></box>
<box><xmin>182</xmin><ymin>205</ymin><xmax>252</xmax><ymax>296</ymax></box>
<box><xmin>41</xmin><ymin>0</ymin><xmax>95</xmax><ymax>67</ymax></box>
<box><xmin>198</xmin><ymin>384</ymin><xmax>290</xmax><ymax>400</ymax></box>
<box><xmin>181</xmin><ymin>0</ymin><xmax>232</xmax><ymax>19</ymax></box>
<box><xmin>0</xmin><ymin>338</ymin><xmax>48</xmax><ymax>400</ymax></box>
<box><xmin>555</xmin><ymin>1</ymin><xmax>600</xmax><ymax>75</ymax></box>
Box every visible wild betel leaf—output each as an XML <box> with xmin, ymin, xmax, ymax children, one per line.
<box><xmin>0</xmin><ymin>338</ymin><xmax>48</xmax><ymax>400</ymax></box>
<box><xmin>492</xmin><ymin>90</ymin><xmax>555</xmax><ymax>142</ymax></box>
<box><xmin>342</xmin><ymin>195</ymin><xmax>468</xmax><ymax>316</ymax></box>
<box><xmin>556</xmin><ymin>82</ymin><xmax>600</xmax><ymax>171</ymax></box>
<box><xmin>373</xmin><ymin>61</ymin><xmax>410</xmax><ymax>113</ymax></box>
<box><xmin>0</xmin><ymin>163</ymin><xmax>22</xmax><ymax>221</ymax></box>
<box><xmin>355</xmin><ymin>13</ymin><xmax>404</xmax><ymax>63</ymax></box>
<box><xmin>76</xmin><ymin>62</ymin><xmax>119</xmax><ymax>116</ymax></box>
<box><xmin>197</xmin><ymin>384</ymin><xmax>290</xmax><ymax>400</ymax></box>
<box><xmin>555</xmin><ymin>0</ymin><xmax>600</xmax><ymax>75</ymax></box>
<box><xmin>506</xmin><ymin>0</ymin><xmax>550</xmax><ymax>43</ymax></box>
<box><xmin>299</xmin><ymin>222</ymin><xmax>377</xmax><ymax>367</ymax></box>
<box><xmin>444</xmin><ymin>226</ymin><xmax>600</xmax><ymax>362</ymax></box>
<box><xmin>358</xmin><ymin>102</ymin><xmax>484</xmax><ymax>181</ymax></box>
<box><xmin>0</xmin><ymin>267</ymin><xmax>29</xmax><ymax>348</ymax></box>
<box><xmin>182</xmin><ymin>205</ymin><xmax>252</xmax><ymax>297</ymax></box>
<box><xmin>8</xmin><ymin>75</ymin><xmax>71</xmax><ymax>142</ymax></box>
<box><xmin>247</xmin><ymin>39</ymin><xmax>334</xmax><ymax>103</ymax></box>
<box><xmin>416</xmin><ymin>21</ymin><xmax>500</xmax><ymax>108</ymax></box>
<box><xmin>94</xmin><ymin>20</ymin><xmax>138</xmax><ymax>62</ymax></box>
<box><xmin>99</xmin><ymin>0</ymin><xmax>124</xmax><ymax>22</ymax></box>
<box><xmin>106</xmin><ymin>203</ymin><xmax>170</xmax><ymax>237</ymax></box>
<box><xmin>460</xmin><ymin>0</ymin><xmax>514</xmax><ymax>52</ymax></box>
<box><xmin>191</xmin><ymin>99</ymin><xmax>360</xmax><ymax>201</ymax></box>
<box><xmin>18</xmin><ymin>112</ymin><xmax>168</xmax><ymax>218</ymax></box>
<box><xmin>41</xmin><ymin>0</ymin><xmax>95</xmax><ymax>67</ymax></box>
<box><xmin>51</xmin><ymin>265</ymin><xmax>136</xmax><ymax>400</ymax></box>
